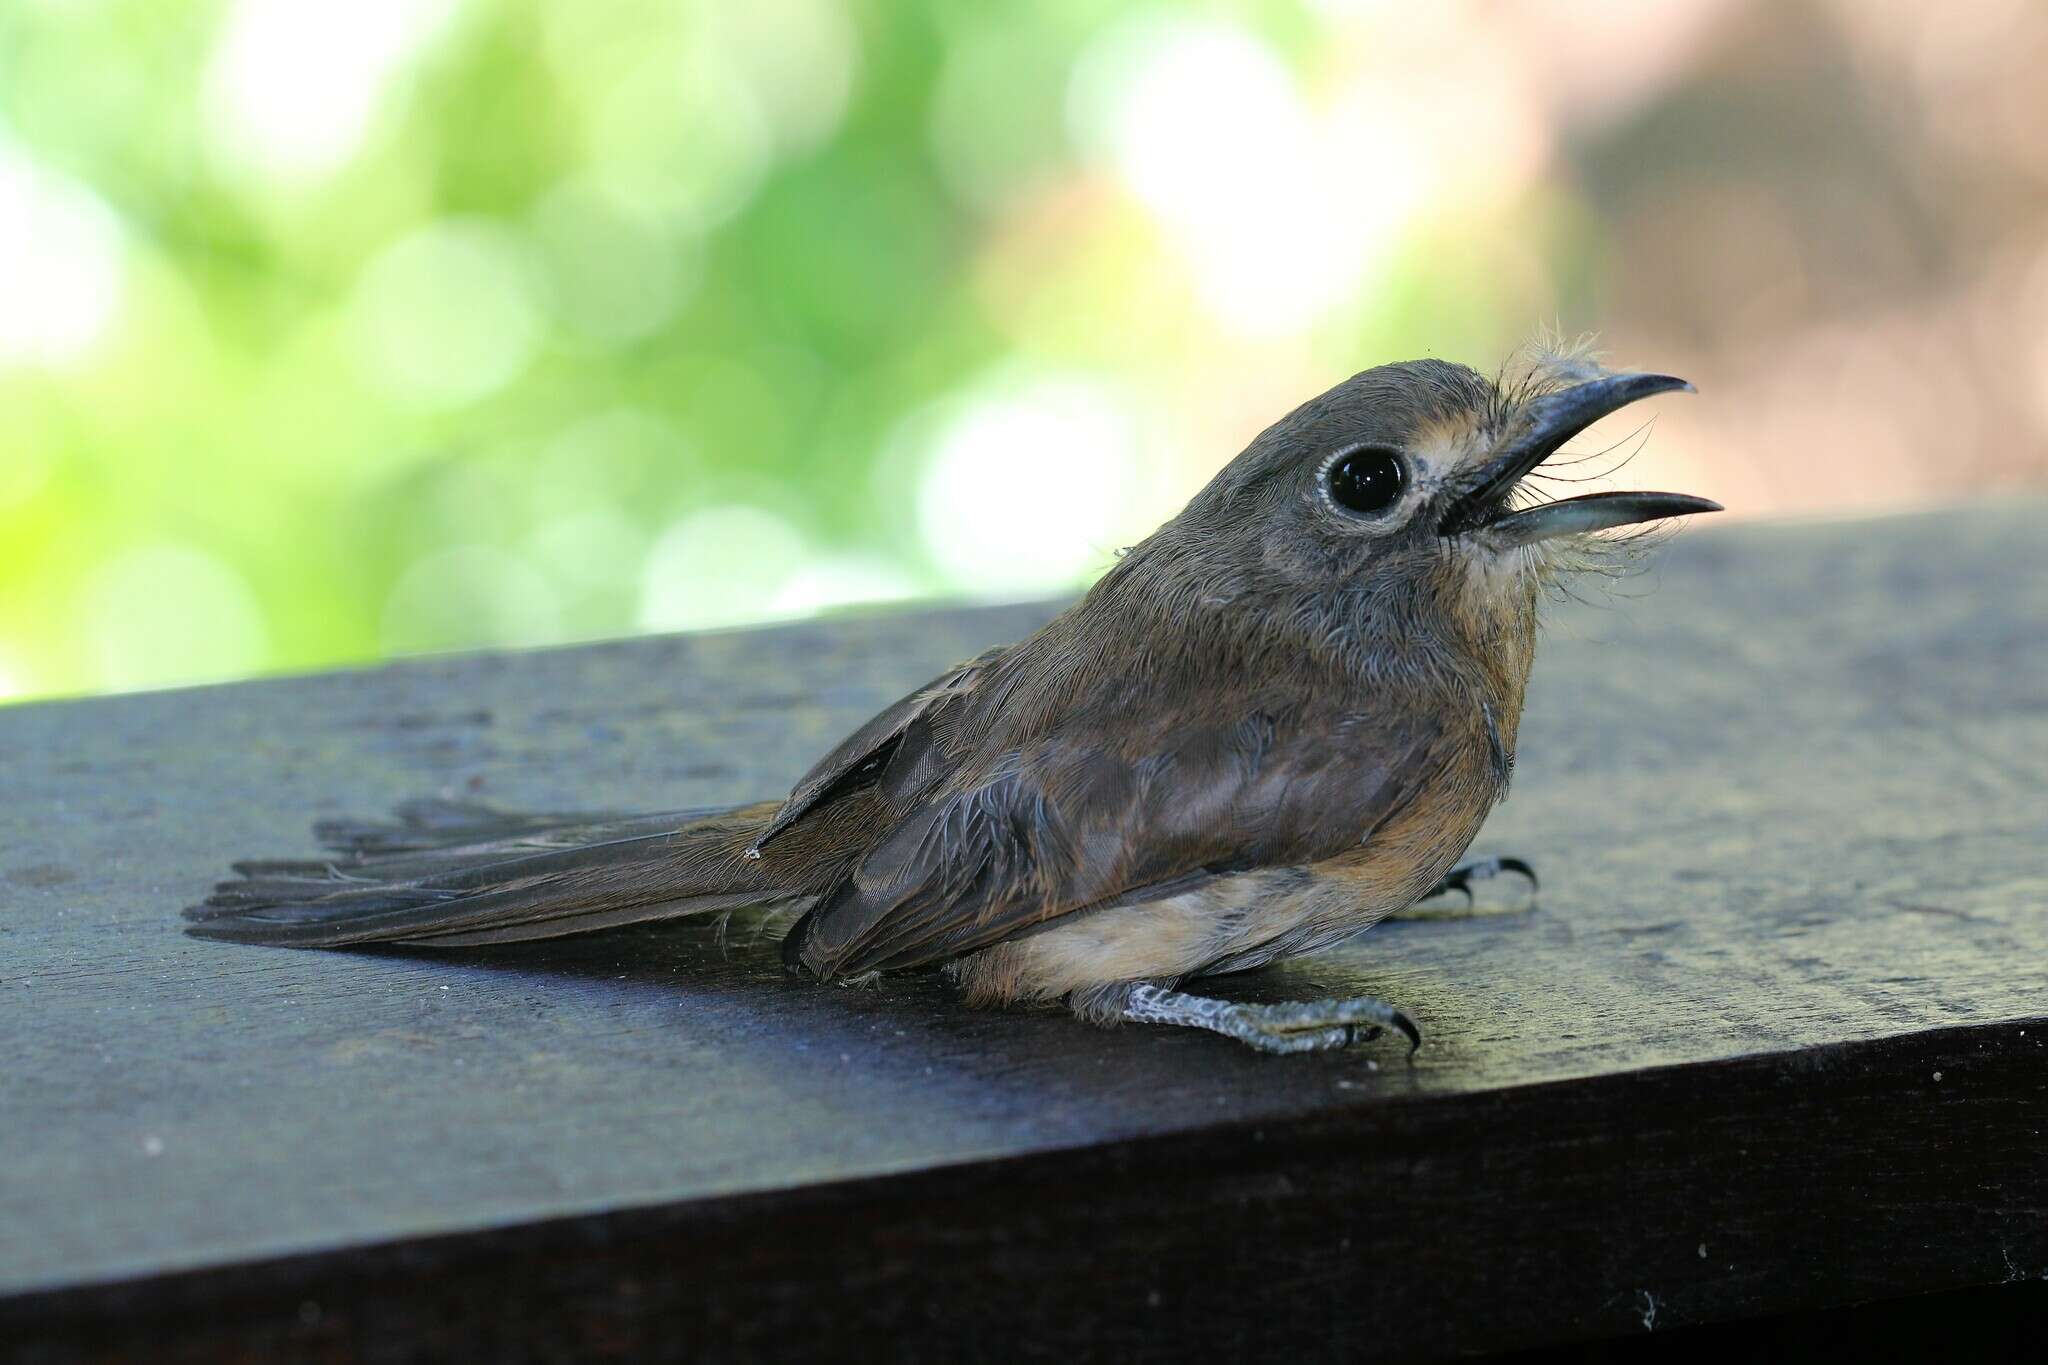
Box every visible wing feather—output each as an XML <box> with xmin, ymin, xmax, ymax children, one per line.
<box><xmin>792</xmin><ymin>703</ymin><xmax>1448</xmax><ymax>978</ymax></box>
<box><xmin>747</xmin><ymin>647</ymin><xmax>1004</xmax><ymax>856</ymax></box>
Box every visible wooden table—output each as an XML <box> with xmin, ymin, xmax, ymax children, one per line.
<box><xmin>3</xmin><ymin>503</ymin><xmax>2044</xmax><ymax>1362</ymax></box>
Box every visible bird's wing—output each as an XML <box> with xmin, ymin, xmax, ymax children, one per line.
<box><xmin>748</xmin><ymin>646</ymin><xmax>1006</xmax><ymax>855</ymax></box>
<box><xmin>789</xmin><ymin>700</ymin><xmax>1451</xmax><ymax>978</ymax></box>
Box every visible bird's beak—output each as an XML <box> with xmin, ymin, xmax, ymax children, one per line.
<box><xmin>1439</xmin><ymin>372</ymin><xmax>1720</xmax><ymax>543</ymax></box>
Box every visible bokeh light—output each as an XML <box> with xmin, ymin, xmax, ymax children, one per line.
<box><xmin>201</xmin><ymin>0</ymin><xmax>460</xmax><ymax>186</ymax></box>
<box><xmin>348</xmin><ymin>219</ymin><xmax>547</xmax><ymax>409</ymax></box>
<box><xmin>911</xmin><ymin>372</ymin><xmax>1149</xmax><ymax>598</ymax></box>
<box><xmin>2</xmin><ymin>0</ymin><xmax>2044</xmax><ymax>703</ymax></box>
<box><xmin>0</xmin><ymin>136</ymin><xmax>127</xmax><ymax>367</ymax></box>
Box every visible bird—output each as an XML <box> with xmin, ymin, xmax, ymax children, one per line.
<box><xmin>185</xmin><ymin>352</ymin><xmax>1719</xmax><ymax>1054</ymax></box>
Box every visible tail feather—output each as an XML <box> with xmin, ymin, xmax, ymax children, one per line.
<box><xmin>305</xmin><ymin>797</ymin><xmax>731</xmax><ymax>859</ymax></box>
<box><xmin>186</xmin><ymin>800</ymin><xmax>799</xmax><ymax>948</ymax></box>
<box><xmin>231</xmin><ymin>809</ymin><xmax>737</xmax><ymax>886</ymax></box>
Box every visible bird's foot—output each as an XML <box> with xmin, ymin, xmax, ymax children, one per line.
<box><xmin>1393</xmin><ymin>855</ymin><xmax>1539</xmax><ymax>920</ymax></box>
<box><xmin>1118</xmin><ymin>983</ymin><xmax>1420</xmax><ymax>1055</ymax></box>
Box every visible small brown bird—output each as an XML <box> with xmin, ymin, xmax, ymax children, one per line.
<box><xmin>187</xmin><ymin>353</ymin><xmax>1718</xmax><ymax>1053</ymax></box>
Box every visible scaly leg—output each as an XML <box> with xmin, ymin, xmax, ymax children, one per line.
<box><xmin>1117</xmin><ymin>983</ymin><xmax>1420</xmax><ymax>1055</ymax></box>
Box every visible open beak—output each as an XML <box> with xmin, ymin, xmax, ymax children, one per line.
<box><xmin>1439</xmin><ymin>371</ymin><xmax>1720</xmax><ymax>543</ymax></box>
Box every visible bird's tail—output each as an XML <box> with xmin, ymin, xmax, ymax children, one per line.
<box><xmin>184</xmin><ymin>797</ymin><xmax>808</xmax><ymax>948</ymax></box>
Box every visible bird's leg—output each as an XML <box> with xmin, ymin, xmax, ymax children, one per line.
<box><xmin>1392</xmin><ymin>855</ymin><xmax>1539</xmax><ymax>921</ymax></box>
<box><xmin>1115</xmin><ymin>983</ymin><xmax>1420</xmax><ymax>1055</ymax></box>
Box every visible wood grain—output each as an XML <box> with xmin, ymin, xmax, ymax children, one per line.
<box><xmin>2</xmin><ymin>501</ymin><xmax>2043</xmax><ymax>1361</ymax></box>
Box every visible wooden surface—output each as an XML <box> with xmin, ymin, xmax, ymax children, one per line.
<box><xmin>2</xmin><ymin>502</ymin><xmax>2044</xmax><ymax>1362</ymax></box>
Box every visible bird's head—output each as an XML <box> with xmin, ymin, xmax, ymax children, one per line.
<box><xmin>1136</xmin><ymin>351</ymin><xmax>1720</xmax><ymax>691</ymax></box>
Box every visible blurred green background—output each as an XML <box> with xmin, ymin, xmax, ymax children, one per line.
<box><xmin>4</xmin><ymin>0</ymin><xmax>2045</xmax><ymax>702</ymax></box>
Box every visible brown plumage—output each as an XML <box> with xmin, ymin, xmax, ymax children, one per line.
<box><xmin>186</xmin><ymin>354</ymin><xmax>1717</xmax><ymax>1052</ymax></box>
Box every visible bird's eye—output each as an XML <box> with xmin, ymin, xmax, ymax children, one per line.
<box><xmin>1325</xmin><ymin>447</ymin><xmax>1406</xmax><ymax>516</ymax></box>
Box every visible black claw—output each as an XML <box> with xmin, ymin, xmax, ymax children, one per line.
<box><xmin>1429</xmin><ymin>854</ymin><xmax>1540</xmax><ymax>902</ymax></box>
<box><xmin>1391</xmin><ymin>1010</ymin><xmax>1422</xmax><ymax>1055</ymax></box>
<box><xmin>1498</xmin><ymin>856</ymin><xmax>1539</xmax><ymax>891</ymax></box>
<box><xmin>1425</xmin><ymin>874</ymin><xmax>1477</xmax><ymax>904</ymax></box>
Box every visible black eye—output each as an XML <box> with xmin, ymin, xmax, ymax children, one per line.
<box><xmin>1326</xmin><ymin>447</ymin><xmax>1406</xmax><ymax>515</ymax></box>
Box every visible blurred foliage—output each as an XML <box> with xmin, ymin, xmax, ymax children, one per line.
<box><xmin>3</xmin><ymin>0</ymin><xmax>2044</xmax><ymax>702</ymax></box>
